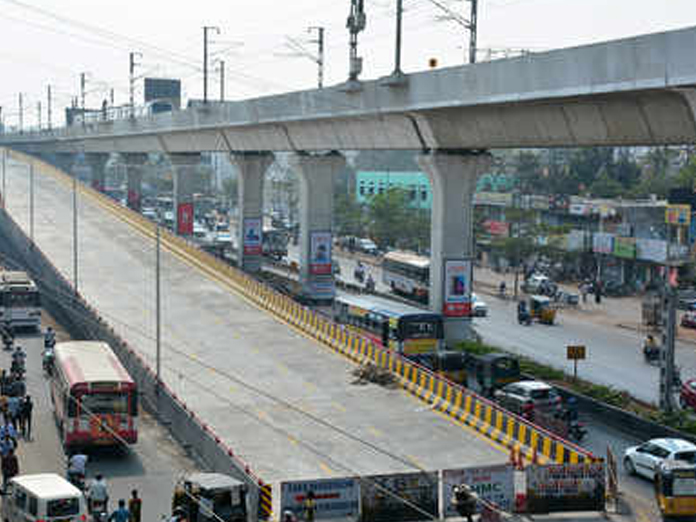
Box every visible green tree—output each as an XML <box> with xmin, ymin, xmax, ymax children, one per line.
<box><xmin>675</xmin><ymin>153</ymin><xmax>696</xmax><ymax>189</ymax></box>
<box><xmin>515</xmin><ymin>151</ymin><xmax>543</xmax><ymax>193</ymax></box>
<box><xmin>334</xmin><ymin>192</ymin><xmax>367</xmax><ymax>237</ymax></box>
<box><xmin>367</xmin><ymin>188</ymin><xmax>411</xmax><ymax>248</ymax></box>
<box><xmin>588</xmin><ymin>166</ymin><xmax>624</xmax><ymax>198</ymax></box>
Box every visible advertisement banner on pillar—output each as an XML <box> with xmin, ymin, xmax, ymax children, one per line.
<box><xmin>127</xmin><ymin>189</ymin><xmax>141</xmax><ymax>211</ymax></box>
<box><xmin>443</xmin><ymin>259</ymin><xmax>472</xmax><ymax>317</ymax></box>
<box><xmin>310</xmin><ymin>231</ymin><xmax>333</xmax><ymax>275</ymax></box>
<box><xmin>243</xmin><ymin>217</ymin><xmax>263</xmax><ymax>255</ymax></box>
<box><xmin>177</xmin><ymin>202</ymin><xmax>194</xmax><ymax>235</ymax></box>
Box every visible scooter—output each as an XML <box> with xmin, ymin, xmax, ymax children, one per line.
<box><xmin>643</xmin><ymin>343</ymin><xmax>661</xmax><ymax>365</ymax></box>
<box><xmin>517</xmin><ymin>311</ymin><xmax>532</xmax><ymax>326</ymax></box>
<box><xmin>43</xmin><ymin>348</ymin><xmax>55</xmax><ymax>376</ymax></box>
<box><xmin>568</xmin><ymin>419</ymin><xmax>587</xmax><ymax>442</ymax></box>
<box><xmin>89</xmin><ymin>499</ymin><xmax>108</xmax><ymax>522</ymax></box>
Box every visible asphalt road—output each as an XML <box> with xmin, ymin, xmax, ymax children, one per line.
<box><xmin>3</xmin><ymin>157</ymin><xmax>509</xmax><ymax>487</ymax></box>
<box><xmin>11</xmin><ymin>331</ymin><xmax>200</xmax><ymax>522</ymax></box>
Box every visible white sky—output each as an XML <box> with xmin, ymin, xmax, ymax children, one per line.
<box><xmin>1</xmin><ymin>0</ymin><xmax>695</xmax><ymax>127</ymax></box>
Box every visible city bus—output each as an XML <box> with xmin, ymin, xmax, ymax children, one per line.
<box><xmin>381</xmin><ymin>250</ymin><xmax>429</xmax><ymax>302</ymax></box>
<box><xmin>332</xmin><ymin>293</ymin><xmax>443</xmax><ymax>355</ymax></box>
<box><xmin>50</xmin><ymin>341</ymin><xmax>138</xmax><ymax>449</ymax></box>
<box><xmin>0</xmin><ymin>271</ymin><xmax>41</xmax><ymax>331</ymax></box>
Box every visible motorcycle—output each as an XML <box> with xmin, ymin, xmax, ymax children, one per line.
<box><xmin>89</xmin><ymin>499</ymin><xmax>108</xmax><ymax>522</ymax></box>
<box><xmin>66</xmin><ymin>470</ymin><xmax>85</xmax><ymax>491</ymax></box>
<box><xmin>354</xmin><ymin>267</ymin><xmax>365</xmax><ymax>283</ymax></box>
<box><xmin>43</xmin><ymin>348</ymin><xmax>55</xmax><ymax>376</ymax></box>
<box><xmin>517</xmin><ymin>311</ymin><xmax>532</xmax><ymax>326</ymax></box>
<box><xmin>365</xmin><ymin>276</ymin><xmax>375</xmax><ymax>293</ymax></box>
<box><xmin>643</xmin><ymin>343</ymin><xmax>661</xmax><ymax>365</ymax></box>
<box><xmin>568</xmin><ymin>419</ymin><xmax>587</xmax><ymax>442</ymax></box>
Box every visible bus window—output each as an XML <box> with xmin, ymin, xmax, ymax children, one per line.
<box><xmin>402</xmin><ymin>321</ymin><xmax>437</xmax><ymax>339</ymax></box>
<box><xmin>81</xmin><ymin>393</ymin><xmax>129</xmax><ymax>415</ymax></box>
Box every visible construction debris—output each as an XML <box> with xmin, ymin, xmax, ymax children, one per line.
<box><xmin>351</xmin><ymin>362</ymin><xmax>397</xmax><ymax>387</ymax></box>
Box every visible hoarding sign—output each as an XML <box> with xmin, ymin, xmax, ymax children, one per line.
<box><xmin>443</xmin><ymin>259</ymin><xmax>472</xmax><ymax>317</ymax></box>
<box><xmin>666</xmin><ymin>204</ymin><xmax>691</xmax><ymax>226</ymax></box>
<box><xmin>483</xmin><ymin>220</ymin><xmax>510</xmax><ymax>237</ymax></box>
<box><xmin>309</xmin><ymin>231</ymin><xmax>333</xmax><ymax>275</ymax></box>
<box><xmin>443</xmin><ymin>465</ymin><xmax>515</xmax><ymax>516</ymax></box>
<box><xmin>613</xmin><ymin>237</ymin><xmax>636</xmax><ymax>259</ymax></box>
<box><xmin>360</xmin><ymin>472</ymin><xmax>438</xmax><ymax>522</ymax></box>
<box><xmin>281</xmin><ymin>478</ymin><xmax>360</xmax><ymax>519</ymax></box>
<box><xmin>636</xmin><ymin>238</ymin><xmax>667</xmax><ymax>263</ymax></box>
<box><xmin>177</xmin><ymin>202</ymin><xmax>194</xmax><ymax>235</ymax></box>
<box><xmin>243</xmin><ymin>217</ymin><xmax>262</xmax><ymax>255</ymax></box>
<box><xmin>526</xmin><ymin>463</ymin><xmax>606</xmax><ymax>513</ymax></box>
<box><xmin>592</xmin><ymin>232</ymin><xmax>614</xmax><ymax>254</ymax></box>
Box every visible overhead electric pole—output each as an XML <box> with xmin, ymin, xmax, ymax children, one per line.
<box><xmin>218</xmin><ymin>60</ymin><xmax>225</xmax><ymax>102</ymax></box>
<box><xmin>18</xmin><ymin>93</ymin><xmax>23</xmax><ymax>133</ymax></box>
<box><xmin>80</xmin><ymin>72</ymin><xmax>87</xmax><ymax>110</ymax></box>
<box><xmin>37</xmin><ymin>101</ymin><xmax>42</xmax><ymax>131</ymax></box>
<box><xmin>468</xmin><ymin>0</ymin><xmax>478</xmax><ymax>64</ymax></box>
<box><xmin>308</xmin><ymin>26</ymin><xmax>325</xmax><ymax>88</ymax></box>
<box><xmin>346</xmin><ymin>0</ymin><xmax>366</xmax><ymax>82</ymax></box>
<box><xmin>47</xmin><ymin>85</ymin><xmax>52</xmax><ymax>131</ymax></box>
<box><xmin>129</xmin><ymin>51</ymin><xmax>142</xmax><ymax>118</ymax></box>
<box><xmin>203</xmin><ymin>25</ymin><xmax>221</xmax><ymax>104</ymax></box>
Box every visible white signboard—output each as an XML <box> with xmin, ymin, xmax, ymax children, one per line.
<box><xmin>281</xmin><ymin>478</ymin><xmax>360</xmax><ymax>519</ymax></box>
<box><xmin>636</xmin><ymin>238</ymin><xmax>668</xmax><ymax>263</ymax></box>
<box><xmin>443</xmin><ymin>465</ymin><xmax>515</xmax><ymax>515</ymax></box>
<box><xmin>592</xmin><ymin>232</ymin><xmax>614</xmax><ymax>254</ymax></box>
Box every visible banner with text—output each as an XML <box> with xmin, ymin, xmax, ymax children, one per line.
<box><xmin>281</xmin><ymin>478</ymin><xmax>360</xmax><ymax>519</ymax></box>
<box><xmin>360</xmin><ymin>472</ymin><xmax>439</xmax><ymax>522</ymax></box>
<box><xmin>443</xmin><ymin>259</ymin><xmax>472</xmax><ymax>317</ymax></box>
<box><xmin>526</xmin><ymin>462</ymin><xmax>605</xmax><ymax>513</ymax></box>
<box><xmin>243</xmin><ymin>217</ymin><xmax>262</xmax><ymax>255</ymax></box>
<box><xmin>443</xmin><ymin>465</ymin><xmax>515</xmax><ymax>516</ymax></box>
<box><xmin>310</xmin><ymin>231</ymin><xmax>333</xmax><ymax>275</ymax></box>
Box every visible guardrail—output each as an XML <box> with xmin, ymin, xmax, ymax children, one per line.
<box><xmin>9</xmin><ymin>150</ymin><xmax>598</xmax><ymax>469</ymax></box>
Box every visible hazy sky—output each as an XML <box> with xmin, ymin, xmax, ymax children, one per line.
<box><xmin>1</xmin><ymin>0</ymin><xmax>695</xmax><ymax>127</ymax></box>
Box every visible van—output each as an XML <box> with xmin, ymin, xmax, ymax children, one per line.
<box><xmin>2</xmin><ymin>473</ymin><xmax>87</xmax><ymax>522</ymax></box>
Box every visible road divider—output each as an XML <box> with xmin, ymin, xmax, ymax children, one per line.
<box><xmin>11</xmin><ymin>150</ymin><xmax>597</xmax><ymax>470</ymax></box>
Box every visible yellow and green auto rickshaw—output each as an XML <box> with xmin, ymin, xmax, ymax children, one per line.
<box><xmin>408</xmin><ymin>351</ymin><xmax>468</xmax><ymax>386</ymax></box>
<box><xmin>529</xmin><ymin>295</ymin><xmax>556</xmax><ymax>325</ymax></box>
<box><xmin>654</xmin><ymin>461</ymin><xmax>696</xmax><ymax>520</ymax></box>
<box><xmin>465</xmin><ymin>353</ymin><xmax>521</xmax><ymax>396</ymax></box>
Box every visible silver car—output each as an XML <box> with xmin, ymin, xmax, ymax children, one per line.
<box><xmin>624</xmin><ymin>438</ymin><xmax>696</xmax><ymax>480</ymax></box>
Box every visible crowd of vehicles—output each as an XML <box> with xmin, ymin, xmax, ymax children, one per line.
<box><xmin>49</xmin><ymin>341</ymin><xmax>138</xmax><ymax>449</ymax></box>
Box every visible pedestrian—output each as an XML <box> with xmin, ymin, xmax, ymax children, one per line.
<box><xmin>1</xmin><ymin>448</ymin><xmax>18</xmax><ymax>492</ymax></box>
<box><xmin>0</xmin><ymin>433</ymin><xmax>15</xmax><ymax>458</ymax></box>
<box><xmin>580</xmin><ymin>283</ymin><xmax>588</xmax><ymax>304</ymax></box>
<box><xmin>87</xmin><ymin>474</ymin><xmax>109</xmax><ymax>513</ymax></box>
<box><xmin>0</xmin><ymin>419</ymin><xmax>16</xmax><ymax>444</ymax></box>
<box><xmin>7</xmin><ymin>395</ymin><xmax>20</xmax><ymax>427</ymax></box>
<box><xmin>594</xmin><ymin>281</ymin><xmax>602</xmax><ymax>305</ymax></box>
<box><xmin>109</xmin><ymin>499</ymin><xmax>129</xmax><ymax>522</ymax></box>
<box><xmin>303</xmin><ymin>491</ymin><xmax>316</xmax><ymax>522</ymax></box>
<box><xmin>451</xmin><ymin>484</ymin><xmax>477</xmax><ymax>522</ymax></box>
<box><xmin>20</xmin><ymin>396</ymin><xmax>33</xmax><ymax>440</ymax></box>
<box><xmin>128</xmin><ymin>489</ymin><xmax>142</xmax><ymax>522</ymax></box>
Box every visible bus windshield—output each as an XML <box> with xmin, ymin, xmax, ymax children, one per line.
<box><xmin>402</xmin><ymin>320</ymin><xmax>440</xmax><ymax>339</ymax></box>
<box><xmin>80</xmin><ymin>392</ymin><xmax>130</xmax><ymax>415</ymax></box>
<box><xmin>4</xmin><ymin>291</ymin><xmax>40</xmax><ymax>308</ymax></box>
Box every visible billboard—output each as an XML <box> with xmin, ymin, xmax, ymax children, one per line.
<box><xmin>443</xmin><ymin>465</ymin><xmax>515</xmax><ymax>516</ymax></box>
<box><xmin>243</xmin><ymin>217</ymin><xmax>262</xmax><ymax>255</ymax></box>
<box><xmin>613</xmin><ymin>237</ymin><xmax>636</xmax><ymax>259</ymax></box>
<box><xmin>666</xmin><ymin>204</ymin><xmax>691</xmax><ymax>226</ymax></box>
<box><xmin>177</xmin><ymin>202</ymin><xmax>194</xmax><ymax>235</ymax></box>
<box><xmin>443</xmin><ymin>260</ymin><xmax>472</xmax><ymax>317</ymax></box>
<box><xmin>636</xmin><ymin>238</ymin><xmax>668</xmax><ymax>263</ymax></box>
<box><xmin>592</xmin><ymin>232</ymin><xmax>614</xmax><ymax>254</ymax></box>
<box><xmin>360</xmin><ymin>472</ymin><xmax>438</xmax><ymax>522</ymax></box>
<box><xmin>310</xmin><ymin>232</ymin><xmax>333</xmax><ymax>275</ymax></box>
<box><xmin>144</xmin><ymin>78</ymin><xmax>181</xmax><ymax>108</ymax></box>
<box><xmin>281</xmin><ymin>478</ymin><xmax>360</xmax><ymax>519</ymax></box>
<box><xmin>526</xmin><ymin>463</ymin><xmax>605</xmax><ymax>513</ymax></box>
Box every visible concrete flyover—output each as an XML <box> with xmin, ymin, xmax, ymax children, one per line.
<box><xmin>2</xmin><ymin>26</ymin><xmax>696</xmax><ymax>153</ymax></box>
<box><xmin>1</xmin><ymin>153</ymin><xmax>515</xmax><ymax>490</ymax></box>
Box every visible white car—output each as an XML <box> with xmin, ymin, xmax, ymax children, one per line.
<box><xmin>624</xmin><ymin>438</ymin><xmax>696</xmax><ymax>480</ymax></box>
<box><xmin>472</xmin><ymin>293</ymin><xmax>488</xmax><ymax>317</ymax></box>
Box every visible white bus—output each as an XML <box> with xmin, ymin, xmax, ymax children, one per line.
<box><xmin>381</xmin><ymin>251</ymin><xmax>430</xmax><ymax>302</ymax></box>
<box><xmin>0</xmin><ymin>271</ymin><xmax>41</xmax><ymax>331</ymax></box>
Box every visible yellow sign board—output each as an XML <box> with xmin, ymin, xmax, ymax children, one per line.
<box><xmin>567</xmin><ymin>345</ymin><xmax>586</xmax><ymax>360</ymax></box>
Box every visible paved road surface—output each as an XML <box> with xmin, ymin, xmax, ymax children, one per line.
<box><xmin>3</xmin><ymin>157</ymin><xmax>508</xmax><ymax>485</ymax></box>
<box><xmin>11</xmin><ymin>331</ymin><xmax>199</xmax><ymax>522</ymax></box>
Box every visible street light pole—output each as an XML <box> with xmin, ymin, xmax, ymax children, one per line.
<box><xmin>219</xmin><ymin>60</ymin><xmax>225</xmax><ymax>102</ymax></box>
<box><xmin>203</xmin><ymin>26</ymin><xmax>221</xmax><ymax>104</ymax></box>
<box><xmin>18</xmin><ymin>93</ymin><xmax>23</xmax><ymax>134</ymax></box>
<box><xmin>29</xmin><ymin>162</ymin><xmax>34</xmax><ymax>245</ymax></box>
<box><xmin>47</xmin><ymin>85</ymin><xmax>52</xmax><ymax>131</ymax></box>
<box><xmin>72</xmin><ymin>173</ymin><xmax>79</xmax><ymax>293</ymax></box>
<box><xmin>155</xmin><ymin>223</ymin><xmax>162</xmax><ymax>389</ymax></box>
<box><xmin>1</xmin><ymin>149</ymin><xmax>5</xmax><ymax>210</ymax></box>
<box><xmin>393</xmin><ymin>0</ymin><xmax>404</xmax><ymax>74</ymax></box>
<box><xmin>468</xmin><ymin>0</ymin><xmax>478</xmax><ymax>64</ymax></box>
<box><xmin>308</xmin><ymin>26</ymin><xmax>325</xmax><ymax>88</ymax></box>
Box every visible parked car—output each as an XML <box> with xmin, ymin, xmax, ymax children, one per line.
<box><xmin>678</xmin><ymin>289</ymin><xmax>696</xmax><ymax>311</ymax></box>
<box><xmin>471</xmin><ymin>293</ymin><xmax>488</xmax><ymax>317</ymax></box>
<box><xmin>624</xmin><ymin>438</ymin><xmax>696</xmax><ymax>480</ymax></box>
<box><xmin>680</xmin><ymin>379</ymin><xmax>696</xmax><ymax>411</ymax></box>
<box><xmin>493</xmin><ymin>380</ymin><xmax>561</xmax><ymax>415</ymax></box>
<box><xmin>357</xmin><ymin>238</ymin><xmax>379</xmax><ymax>255</ymax></box>
<box><xmin>522</xmin><ymin>274</ymin><xmax>556</xmax><ymax>295</ymax></box>
<box><xmin>682</xmin><ymin>312</ymin><xmax>696</xmax><ymax>329</ymax></box>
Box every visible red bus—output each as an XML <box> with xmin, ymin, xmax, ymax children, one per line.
<box><xmin>50</xmin><ymin>341</ymin><xmax>138</xmax><ymax>449</ymax></box>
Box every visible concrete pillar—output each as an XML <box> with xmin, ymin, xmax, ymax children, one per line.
<box><xmin>170</xmin><ymin>153</ymin><xmax>200</xmax><ymax>236</ymax></box>
<box><xmin>86</xmin><ymin>153</ymin><xmax>109</xmax><ymax>192</ymax></box>
<box><xmin>230</xmin><ymin>153</ymin><xmax>273</xmax><ymax>273</ymax></box>
<box><xmin>123</xmin><ymin>153</ymin><xmax>148</xmax><ymax>212</ymax></box>
<box><xmin>417</xmin><ymin>150</ymin><xmax>492</xmax><ymax>344</ymax></box>
<box><xmin>290</xmin><ymin>152</ymin><xmax>345</xmax><ymax>303</ymax></box>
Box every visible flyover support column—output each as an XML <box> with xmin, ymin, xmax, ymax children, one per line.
<box><xmin>86</xmin><ymin>153</ymin><xmax>109</xmax><ymax>192</ymax></box>
<box><xmin>171</xmin><ymin>153</ymin><xmax>200</xmax><ymax>236</ymax></box>
<box><xmin>291</xmin><ymin>152</ymin><xmax>345</xmax><ymax>303</ymax></box>
<box><xmin>124</xmin><ymin>153</ymin><xmax>148</xmax><ymax>212</ymax></box>
<box><xmin>230</xmin><ymin>153</ymin><xmax>274</xmax><ymax>273</ymax></box>
<box><xmin>418</xmin><ymin>150</ymin><xmax>492</xmax><ymax>344</ymax></box>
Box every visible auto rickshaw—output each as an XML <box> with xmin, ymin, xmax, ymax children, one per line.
<box><xmin>407</xmin><ymin>351</ymin><xmax>468</xmax><ymax>386</ymax></box>
<box><xmin>654</xmin><ymin>461</ymin><xmax>696</xmax><ymax>519</ymax></box>
<box><xmin>465</xmin><ymin>353</ymin><xmax>521</xmax><ymax>396</ymax></box>
<box><xmin>529</xmin><ymin>295</ymin><xmax>556</xmax><ymax>325</ymax></box>
<box><xmin>173</xmin><ymin>473</ymin><xmax>248</xmax><ymax>522</ymax></box>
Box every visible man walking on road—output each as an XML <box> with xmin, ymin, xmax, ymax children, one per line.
<box><xmin>128</xmin><ymin>489</ymin><xmax>142</xmax><ymax>522</ymax></box>
<box><xmin>1</xmin><ymin>448</ymin><xmax>18</xmax><ymax>491</ymax></box>
<box><xmin>20</xmin><ymin>396</ymin><xmax>33</xmax><ymax>440</ymax></box>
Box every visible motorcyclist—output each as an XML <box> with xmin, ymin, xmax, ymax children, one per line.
<box><xmin>365</xmin><ymin>273</ymin><xmax>375</xmax><ymax>292</ymax></box>
<box><xmin>44</xmin><ymin>326</ymin><xmax>56</xmax><ymax>349</ymax></box>
<box><xmin>11</xmin><ymin>346</ymin><xmax>25</xmax><ymax>378</ymax></box>
<box><xmin>354</xmin><ymin>261</ymin><xmax>365</xmax><ymax>282</ymax></box>
<box><xmin>499</xmin><ymin>281</ymin><xmax>507</xmax><ymax>298</ymax></box>
<box><xmin>517</xmin><ymin>301</ymin><xmax>530</xmax><ymax>325</ymax></box>
<box><xmin>43</xmin><ymin>344</ymin><xmax>55</xmax><ymax>375</ymax></box>
<box><xmin>0</xmin><ymin>326</ymin><xmax>12</xmax><ymax>351</ymax></box>
<box><xmin>644</xmin><ymin>334</ymin><xmax>660</xmax><ymax>360</ymax></box>
<box><xmin>87</xmin><ymin>474</ymin><xmax>109</xmax><ymax>514</ymax></box>
<box><xmin>451</xmin><ymin>484</ymin><xmax>477</xmax><ymax>522</ymax></box>
<box><xmin>67</xmin><ymin>451</ymin><xmax>88</xmax><ymax>489</ymax></box>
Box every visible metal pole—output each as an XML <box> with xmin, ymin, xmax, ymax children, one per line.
<box><xmin>29</xmin><ymin>162</ymin><xmax>34</xmax><ymax>244</ymax></box>
<box><xmin>80</xmin><ymin>73</ymin><xmax>86</xmax><ymax>110</ymax></box>
<box><xmin>155</xmin><ymin>223</ymin><xmax>162</xmax><ymax>388</ymax></box>
<box><xmin>203</xmin><ymin>26</ymin><xmax>220</xmax><ymax>104</ymax></box>
<box><xmin>394</xmin><ymin>0</ymin><xmax>403</xmax><ymax>74</ymax></box>
<box><xmin>660</xmin><ymin>284</ymin><xmax>677</xmax><ymax>412</ymax></box>
<box><xmin>19</xmin><ymin>93</ymin><xmax>23</xmax><ymax>133</ymax></box>
<box><xmin>309</xmin><ymin>26</ymin><xmax>325</xmax><ymax>89</ymax></box>
<box><xmin>72</xmin><ymin>173</ymin><xmax>79</xmax><ymax>293</ymax></box>
<box><xmin>468</xmin><ymin>0</ymin><xmax>478</xmax><ymax>64</ymax></box>
<box><xmin>1</xmin><ymin>149</ymin><xmax>5</xmax><ymax>210</ymax></box>
<box><xmin>47</xmin><ymin>85</ymin><xmax>52</xmax><ymax>131</ymax></box>
<box><xmin>219</xmin><ymin>60</ymin><xmax>225</xmax><ymax>102</ymax></box>
<box><xmin>37</xmin><ymin>101</ymin><xmax>42</xmax><ymax>131</ymax></box>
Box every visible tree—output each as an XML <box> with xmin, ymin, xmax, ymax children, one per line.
<box><xmin>334</xmin><ymin>192</ymin><xmax>367</xmax><ymax>237</ymax></box>
<box><xmin>367</xmin><ymin>188</ymin><xmax>411</xmax><ymax>248</ymax></box>
<box><xmin>588</xmin><ymin>166</ymin><xmax>624</xmax><ymax>198</ymax></box>
<box><xmin>514</xmin><ymin>151</ymin><xmax>543</xmax><ymax>193</ymax></box>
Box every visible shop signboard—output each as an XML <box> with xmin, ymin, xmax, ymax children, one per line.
<box><xmin>281</xmin><ymin>478</ymin><xmax>360</xmax><ymax>519</ymax></box>
<box><xmin>566</xmin><ymin>230</ymin><xmax>587</xmax><ymax>251</ymax></box>
<box><xmin>483</xmin><ymin>220</ymin><xmax>510</xmax><ymax>237</ymax></box>
<box><xmin>613</xmin><ymin>237</ymin><xmax>636</xmax><ymax>259</ymax></box>
<box><xmin>309</xmin><ymin>231</ymin><xmax>333</xmax><ymax>275</ymax></box>
<box><xmin>177</xmin><ymin>202</ymin><xmax>194</xmax><ymax>236</ymax></box>
<box><xmin>526</xmin><ymin>462</ymin><xmax>606</xmax><ymax>513</ymax></box>
<box><xmin>569</xmin><ymin>203</ymin><xmax>589</xmax><ymax>216</ymax></box>
<box><xmin>636</xmin><ymin>238</ymin><xmax>668</xmax><ymax>263</ymax></box>
<box><xmin>443</xmin><ymin>259</ymin><xmax>472</xmax><ymax>317</ymax></box>
<box><xmin>242</xmin><ymin>217</ymin><xmax>262</xmax><ymax>255</ymax></box>
<box><xmin>360</xmin><ymin>472</ymin><xmax>438</xmax><ymax>522</ymax></box>
<box><xmin>442</xmin><ymin>465</ymin><xmax>515</xmax><ymax>516</ymax></box>
<box><xmin>666</xmin><ymin>204</ymin><xmax>691</xmax><ymax>226</ymax></box>
<box><xmin>592</xmin><ymin>232</ymin><xmax>614</xmax><ymax>254</ymax></box>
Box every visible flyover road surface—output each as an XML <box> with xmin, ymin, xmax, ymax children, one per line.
<box><xmin>1</xmin><ymin>156</ymin><xmax>508</xmax><ymax>488</ymax></box>
<box><xmin>9</xmin><ymin>329</ymin><xmax>200</xmax><ymax>521</ymax></box>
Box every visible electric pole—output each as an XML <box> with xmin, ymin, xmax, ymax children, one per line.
<box><xmin>308</xmin><ymin>26</ymin><xmax>325</xmax><ymax>88</ymax></box>
<box><xmin>394</xmin><ymin>0</ymin><xmax>404</xmax><ymax>74</ymax></box>
<box><xmin>219</xmin><ymin>60</ymin><xmax>225</xmax><ymax>102</ymax></box>
<box><xmin>468</xmin><ymin>0</ymin><xmax>478</xmax><ymax>64</ymax></box>
<box><xmin>346</xmin><ymin>0</ymin><xmax>366</xmax><ymax>82</ymax></box>
<box><xmin>660</xmin><ymin>281</ymin><xmax>678</xmax><ymax>413</ymax></box>
<box><xmin>80</xmin><ymin>72</ymin><xmax>87</xmax><ymax>110</ymax></box>
<box><xmin>18</xmin><ymin>93</ymin><xmax>23</xmax><ymax>134</ymax></box>
<box><xmin>203</xmin><ymin>25</ymin><xmax>221</xmax><ymax>104</ymax></box>
<box><xmin>129</xmin><ymin>52</ymin><xmax>142</xmax><ymax>118</ymax></box>
<box><xmin>47</xmin><ymin>85</ymin><xmax>52</xmax><ymax>131</ymax></box>
<box><xmin>37</xmin><ymin>101</ymin><xmax>42</xmax><ymax>131</ymax></box>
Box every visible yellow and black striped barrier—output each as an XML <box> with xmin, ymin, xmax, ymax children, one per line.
<box><xmin>259</xmin><ymin>483</ymin><xmax>273</xmax><ymax>520</ymax></box>
<box><xmin>18</xmin><ymin>151</ymin><xmax>596</xmax><ymax>478</ymax></box>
